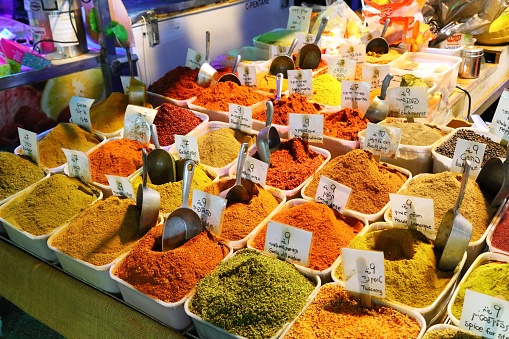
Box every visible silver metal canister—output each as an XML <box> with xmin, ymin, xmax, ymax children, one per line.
<box><xmin>459</xmin><ymin>46</ymin><xmax>483</xmax><ymax>79</ymax></box>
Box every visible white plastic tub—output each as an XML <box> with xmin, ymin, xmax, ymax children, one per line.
<box><xmin>423</xmin><ymin>324</ymin><xmax>473</xmax><ymax>338</ymax></box>
<box><xmin>487</xmin><ymin>199</ymin><xmax>509</xmax><ymax>255</ymax></box>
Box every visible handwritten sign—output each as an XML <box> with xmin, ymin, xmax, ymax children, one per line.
<box><xmin>17</xmin><ymin>128</ymin><xmax>39</xmax><ymax>164</ymax></box>
<box><xmin>328</xmin><ymin>57</ymin><xmax>357</xmax><ymax>81</ymax></box>
<box><xmin>342</xmin><ymin>248</ymin><xmax>385</xmax><ymax>297</ymax></box>
<box><xmin>264</xmin><ymin>221</ymin><xmax>313</xmax><ymax>266</ymax></box>
<box><xmin>390</xmin><ymin>194</ymin><xmax>435</xmax><ymax>238</ymax></box>
<box><xmin>489</xmin><ymin>89</ymin><xmax>509</xmax><ymax>141</ymax></box>
<box><xmin>315</xmin><ymin>175</ymin><xmax>352</xmax><ymax>213</ymax></box>
<box><xmin>175</xmin><ymin>135</ymin><xmax>200</xmax><ymax>163</ymax></box>
<box><xmin>363</xmin><ymin>123</ymin><xmax>402</xmax><ymax>157</ymax></box>
<box><xmin>229</xmin><ymin>104</ymin><xmax>253</xmax><ymax>133</ymax></box>
<box><xmin>185</xmin><ymin>48</ymin><xmax>204</xmax><ymax>70</ymax></box>
<box><xmin>241</xmin><ymin>155</ymin><xmax>268</xmax><ymax>187</ymax></box>
<box><xmin>341</xmin><ymin>80</ymin><xmax>370</xmax><ymax>114</ymax></box>
<box><xmin>124</xmin><ymin>105</ymin><xmax>157</xmax><ymax>144</ymax></box>
<box><xmin>387</xmin><ymin>87</ymin><xmax>428</xmax><ymax>119</ymax></box>
<box><xmin>339</xmin><ymin>45</ymin><xmax>366</xmax><ymax>63</ymax></box>
<box><xmin>238</xmin><ymin>64</ymin><xmax>257</xmax><ymax>87</ymax></box>
<box><xmin>287</xmin><ymin>6</ymin><xmax>312</xmax><ymax>31</ymax></box>
<box><xmin>70</xmin><ymin>96</ymin><xmax>94</xmax><ymax>132</ymax></box>
<box><xmin>62</xmin><ymin>148</ymin><xmax>91</xmax><ymax>182</ymax></box>
<box><xmin>451</xmin><ymin>139</ymin><xmax>487</xmax><ymax>177</ymax></box>
<box><xmin>106</xmin><ymin>175</ymin><xmax>135</xmax><ymax>200</ymax></box>
<box><xmin>362</xmin><ymin>65</ymin><xmax>390</xmax><ymax>90</ymax></box>
<box><xmin>269</xmin><ymin>44</ymin><xmax>292</xmax><ymax>59</ymax></box>
<box><xmin>460</xmin><ymin>289</ymin><xmax>509</xmax><ymax>338</ymax></box>
<box><xmin>288</xmin><ymin>113</ymin><xmax>324</xmax><ymax>143</ymax></box>
<box><xmin>192</xmin><ymin>189</ymin><xmax>227</xmax><ymax>236</ymax></box>
<box><xmin>288</xmin><ymin>69</ymin><xmax>313</xmax><ymax>98</ymax></box>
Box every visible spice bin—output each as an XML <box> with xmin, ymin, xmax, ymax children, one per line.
<box><xmin>423</xmin><ymin>324</ymin><xmax>480</xmax><ymax>338</ymax></box>
<box><xmin>331</xmin><ymin>222</ymin><xmax>467</xmax><ymax>325</ymax></box>
<box><xmin>147</xmin><ymin>90</ymin><xmax>192</xmax><ymax>109</ymax></box>
<box><xmin>487</xmin><ymin>199</ymin><xmax>509</xmax><ymax>255</ymax></box>
<box><xmin>247</xmin><ymin>198</ymin><xmax>368</xmax><ymax>282</ymax></box>
<box><xmin>447</xmin><ymin>252</ymin><xmax>509</xmax><ymax>326</ymax></box>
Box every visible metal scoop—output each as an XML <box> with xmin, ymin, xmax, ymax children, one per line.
<box><xmin>275</xmin><ymin>73</ymin><xmax>283</xmax><ymax>100</ymax></box>
<box><xmin>366</xmin><ymin>18</ymin><xmax>390</xmax><ymax>55</ymax></box>
<box><xmin>256</xmin><ymin>101</ymin><xmax>281</xmax><ymax>164</ymax></box>
<box><xmin>476</xmin><ymin>143</ymin><xmax>509</xmax><ymax>207</ymax></box>
<box><xmin>125</xmin><ymin>47</ymin><xmax>147</xmax><ymax>106</ymax></box>
<box><xmin>218</xmin><ymin>54</ymin><xmax>242</xmax><ymax>85</ymax></box>
<box><xmin>219</xmin><ymin>143</ymin><xmax>250</xmax><ymax>205</ymax></box>
<box><xmin>196</xmin><ymin>31</ymin><xmax>219</xmax><ymax>88</ymax></box>
<box><xmin>162</xmin><ymin>160</ymin><xmax>202</xmax><ymax>251</ymax></box>
<box><xmin>435</xmin><ymin>160</ymin><xmax>473</xmax><ymax>271</ymax></box>
<box><xmin>146</xmin><ymin>124</ymin><xmax>176</xmax><ymax>185</ymax></box>
<box><xmin>364</xmin><ymin>73</ymin><xmax>394</xmax><ymax>123</ymax></box>
<box><xmin>296</xmin><ymin>17</ymin><xmax>328</xmax><ymax>70</ymax></box>
<box><xmin>136</xmin><ymin>148</ymin><xmax>161</xmax><ymax>234</ymax></box>
<box><xmin>269</xmin><ymin>38</ymin><xmax>298</xmax><ymax>79</ymax></box>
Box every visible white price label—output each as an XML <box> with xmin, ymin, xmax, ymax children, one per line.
<box><xmin>120</xmin><ymin>75</ymin><xmax>142</xmax><ymax>95</ymax></box>
<box><xmin>17</xmin><ymin>128</ymin><xmax>39</xmax><ymax>164</ymax></box>
<box><xmin>288</xmin><ymin>113</ymin><xmax>324</xmax><ymax>143</ymax></box>
<box><xmin>286</xmin><ymin>6</ymin><xmax>312</xmax><ymax>31</ymax></box>
<box><xmin>294</xmin><ymin>32</ymin><xmax>316</xmax><ymax>54</ymax></box>
<box><xmin>362</xmin><ymin>65</ymin><xmax>390</xmax><ymax>90</ymax></box>
<box><xmin>288</xmin><ymin>69</ymin><xmax>313</xmax><ymax>98</ymax></box>
<box><xmin>339</xmin><ymin>45</ymin><xmax>366</xmax><ymax>63</ymax></box>
<box><xmin>489</xmin><ymin>90</ymin><xmax>509</xmax><ymax>141</ymax></box>
<box><xmin>70</xmin><ymin>96</ymin><xmax>94</xmax><ymax>132</ymax></box>
<box><xmin>62</xmin><ymin>148</ymin><xmax>91</xmax><ymax>182</ymax></box>
<box><xmin>175</xmin><ymin>135</ymin><xmax>200</xmax><ymax>163</ymax></box>
<box><xmin>106</xmin><ymin>175</ymin><xmax>135</xmax><ymax>200</ymax></box>
<box><xmin>390</xmin><ymin>194</ymin><xmax>435</xmax><ymax>238</ymax></box>
<box><xmin>241</xmin><ymin>155</ymin><xmax>269</xmax><ymax>187</ymax></box>
<box><xmin>342</xmin><ymin>248</ymin><xmax>385</xmax><ymax>298</ymax></box>
<box><xmin>192</xmin><ymin>189</ymin><xmax>227</xmax><ymax>236</ymax></box>
<box><xmin>229</xmin><ymin>104</ymin><xmax>253</xmax><ymax>133</ymax></box>
<box><xmin>185</xmin><ymin>48</ymin><xmax>204</xmax><ymax>70</ymax></box>
<box><xmin>315</xmin><ymin>175</ymin><xmax>352</xmax><ymax>213</ymax></box>
<box><xmin>124</xmin><ymin>105</ymin><xmax>157</xmax><ymax>144</ymax></box>
<box><xmin>451</xmin><ymin>138</ymin><xmax>487</xmax><ymax>177</ymax></box>
<box><xmin>363</xmin><ymin>123</ymin><xmax>402</xmax><ymax>157</ymax></box>
<box><xmin>341</xmin><ymin>80</ymin><xmax>371</xmax><ymax>114</ymax></box>
<box><xmin>269</xmin><ymin>44</ymin><xmax>292</xmax><ymax>59</ymax></box>
<box><xmin>264</xmin><ymin>221</ymin><xmax>313</xmax><ymax>267</ymax></box>
<box><xmin>460</xmin><ymin>289</ymin><xmax>509</xmax><ymax>338</ymax></box>
<box><xmin>238</xmin><ymin>64</ymin><xmax>257</xmax><ymax>87</ymax></box>
<box><xmin>387</xmin><ymin>87</ymin><xmax>428</xmax><ymax>119</ymax></box>
<box><xmin>328</xmin><ymin>57</ymin><xmax>357</xmax><ymax>82</ymax></box>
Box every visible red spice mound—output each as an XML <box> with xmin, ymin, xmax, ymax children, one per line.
<box><xmin>323</xmin><ymin>108</ymin><xmax>368</xmax><ymax>141</ymax></box>
<box><xmin>153</xmin><ymin>103</ymin><xmax>202</xmax><ymax>146</ymax></box>
<box><xmin>148</xmin><ymin>66</ymin><xmax>202</xmax><ymax>100</ymax></box>
<box><xmin>193</xmin><ymin>81</ymin><xmax>267</xmax><ymax>112</ymax></box>
<box><xmin>253</xmin><ymin>93</ymin><xmax>322</xmax><ymax>126</ymax></box>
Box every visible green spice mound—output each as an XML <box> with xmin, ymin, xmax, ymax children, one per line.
<box><xmin>190</xmin><ymin>250</ymin><xmax>316</xmax><ymax>339</ymax></box>
<box><xmin>423</xmin><ymin>328</ymin><xmax>484</xmax><ymax>339</ymax></box>
<box><xmin>0</xmin><ymin>152</ymin><xmax>46</xmax><ymax>201</ymax></box>
<box><xmin>400</xmin><ymin>74</ymin><xmax>429</xmax><ymax>87</ymax></box>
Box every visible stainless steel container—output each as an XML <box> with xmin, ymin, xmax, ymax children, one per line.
<box><xmin>459</xmin><ymin>46</ymin><xmax>483</xmax><ymax>79</ymax></box>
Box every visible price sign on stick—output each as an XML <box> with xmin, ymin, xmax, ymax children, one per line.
<box><xmin>489</xmin><ymin>89</ymin><xmax>509</xmax><ymax>140</ymax></box>
<box><xmin>328</xmin><ymin>58</ymin><xmax>356</xmax><ymax>81</ymax></box>
<box><xmin>451</xmin><ymin>138</ymin><xmax>487</xmax><ymax>177</ymax></box>
<box><xmin>124</xmin><ymin>105</ymin><xmax>157</xmax><ymax>144</ymax></box>
<box><xmin>339</xmin><ymin>45</ymin><xmax>366</xmax><ymax>63</ymax></box>
<box><xmin>62</xmin><ymin>148</ymin><xmax>91</xmax><ymax>182</ymax></box>
<box><xmin>363</xmin><ymin>123</ymin><xmax>402</xmax><ymax>158</ymax></box>
<box><xmin>315</xmin><ymin>175</ymin><xmax>352</xmax><ymax>213</ymax></box>
<box><xmin>288</xmin><ymin>70</ymin><xmax>313</xmax><ymax>98</ymax></box>
<box><xmin>241</xmin><ymin>155</ymin><xmax>268</xmax><ymax>187</ymax></box>
<box><xmin>288</xmin><ymin>113</ymin><xmax>324</xmax><ymax>143</ymax></box>
<box><xmin>106</xmin><ymin>175</ymin><xmax>135</xmax><ymax>200</ymax></box>
<box><xmin>264</xmin><ymin>221</ymin><xmax>312</xmax><ymax>267</ymax></box>
<box><xmin>192</xmin><ymin>189</ymin><xmax>227</xmax><ymax>236</ymax></box>
<box><xmin>387</xmin><ymin>87</ymin><xmax>428</xmax><ymax>119</ymax></box>
<box><xmin>229</xmin><ymin>104</ymin><xmax>253</xmax><ymax>133</ymax></box>
<box><xmin>185</xmin><ymin>48</ymin><xmax>204</xmax><ymax>70</ymax></box>
<box><xmin>17</xmin><ymin>128</ymin><xmax>39</xmax><ymax>164</ymax></box>
<box><xmin>341</xmin><ymin>80</ymin><xmax>370</xmax><ymax>114</ymax></box>
<box><xmin>69</xmin><ymin>96</ymin><xmax>94</xmax><ymax>132</ymax></box>
<box><xmin>287</xmin><ymin>6</ymin><xmax>312</xmax><ymax>31</ymax></box>
<box><xmin>390</xmin><ymin>194</ymin><xmax>435</xmax><ymax>239</ymax></box>
<box><xmin>175</xmin><ymin>135</ymin><xmax>200</xmax><ymax>163</ymax></box>
<box><xmin>362</xmin><ymin>65</ymin><xmax>390</xmax><ymax>90</ymax></box>
<box><xmin>342</xmin><ymin>248</ymin><xmax>385</xmax><ymax>301</ymax></box>
<box><xmin>238</xmin><ymin>64</ymin><xmax>257</xmax><ymax>87</ymax></box>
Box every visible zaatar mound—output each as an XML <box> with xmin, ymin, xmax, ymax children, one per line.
<box><xmin>0</xmin><ymin>152</ymin><xmax>45</xmax><ymax>201</ymax></box>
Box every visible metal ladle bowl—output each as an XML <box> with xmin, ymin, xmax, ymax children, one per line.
<box><xmin>476</xmin><ymin>143</ymin><xmax>509</xmax><ymax>207</ymax></box>
<box><xmin>218</xmin><ymin>54</ymin><xmax>242</xmax><ymax>85</ymax></box>
<box><xmin>137</xmin><ymin>148</ymin><xmax>161</xmax><ymax>234</ymax></box>
<box><xmin>146</xmin><ymin>124</ymin><xmax>176</xmax><ymax>185</ymax></box>
<box><xmin>366</xmin><ymin>18</ymin><xmax>391</xmax><ymax>55</ymax></box>
<box><xmin>196</xmin><ymin>31</ymin><xmax>219</xmax><ymax>88</ymax></box>
<box><xmin>219</xmin><ymin>143</ymin><xmax>250</xmax><ymax>205</ymax></box>
<box><xmin>296</xmin><ymin>17</ymin><xmax>328</xmax><ymax>70</ymax></box>
<box><xmin>269</xmin><ymin>38</ymin><xmax>298</xmax><ymax>79</ymax></box>
<box><xmin>256</xmin><ymin>101</ymin><xmax>280</xmax><ymax>164</ymax></box>
<box><xmin>364</xmin><ymin>73</ymin><xmax>394</xmax><ymax>123</ymax></box>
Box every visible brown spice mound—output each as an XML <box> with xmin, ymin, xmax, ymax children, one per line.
<box><xmin>253</xmin><ymin>93</ymin><xmax>322</xmax><ymax>126</ymax></box>
<box><xmin>323</xmin><ymin>108</ymin><xmax>368</xmax><ymax>141</ymax></box>
<box><xmin>148</xmin><ymin>66</ymin><xmax>202</xmax><ymax>100</ymax></box>
<box><xmin>193</xmin><ymin>81</ymin><xmax>266</xmax><ymax>112</ymax></box>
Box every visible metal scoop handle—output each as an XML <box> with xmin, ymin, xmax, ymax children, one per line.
<box><xmin>313</xmin><ymin>17</ymin><xmax>328</xmax><ymax>45</ymax></box>
<box><xmin>454</xmin><ymin>159</ymin><xmax>471</xmax><ymax>214</ymax></box>
<box><xmin>266</xmin><ymin>101</ymin><xmax>274</xmax><ymax>127</ymax></box>
<box><xmin>205</xmin><ymin>31</ymin><xmax>211</xmax><ymax>62</ymax></box>
<box><xmin>142</xmin><ymin>148</ymin><xmax>148</xmax><ymax>188</ymax></box>
<box><xmin>150</xmin><ymin>124</ymin><xmax>161</xmax><ymax>149</ymax></box>
<box><xmin>276</xmin><ymin>73</ymin><xmax>283</xmax><ymax>100</ymax></box>
<box><xmin>181</xmin><ymin>160</ymin><xmax>195</xmax><ymax>209</ymax></box>
<box><xmin>287</xmin><ymin>38</ymin><xmax>298</xmax><ymax>56</ymax></box>
<box><xmin>232</xmin><ymin>54</ymin><xmax>241</xmax><ymax>73</ymax></box>
<box><xmin>380</xmin><ymin>73</ymin><xmax>394</xmax><ymax>100</ymax></box>
<box><xmin>380</xmin><ymin>18</ymin><xmax>390</xmax><ymax>38</ymax></box>
<box><xmin>234</xmin><ymin>143</ymin><xmax>248</xmax><ymax>187</ymax></box>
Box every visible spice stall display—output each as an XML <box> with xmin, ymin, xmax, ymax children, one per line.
<box><xmin>185</xmin><ymin>249</ymin><xmax>319</xmax><ymax>339</ymax></box>
<box><xmin>110</xmin><ymin>225</ymin><xmax>231</xmax><ymax>330</ymax></box>
<box><xmin>281</xmin><ymin>283</ymin><xmax>424</xmax><ymax>339</ymax></box>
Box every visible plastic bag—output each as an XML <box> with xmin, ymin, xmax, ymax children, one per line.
<box><xmin>308</xmin><ymin>0</ymin><xmax>363</xmax><ymax>37</ymax></box>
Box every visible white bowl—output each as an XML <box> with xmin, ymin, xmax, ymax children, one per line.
<box><xmin>423</xmin><ymin>324</ymin><xmax>470</xmax><ymax>337</ymax></box>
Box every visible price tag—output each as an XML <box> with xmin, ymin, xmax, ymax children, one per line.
<box><xmin>264</xmin><ymin>221</ymin><xmax>313</xmax><ymax>267</ymax></box>
<box><xmin>185</xmin><ymin>48</ymin><xmax>204</xmax><ymax>70</ymax></box>
<box><xmin>451</xmin><ymin>138</ymin><xmax>487</xmax><ymax>177</ymax></box>
<box><xmin>288</xmin><ymin>113</ymin><xmax>324</xmax><ymax>143</ymax></box>
<box><xmin>62</xmin><ymin>148</ymin><xmax>91</xmax><ymax>182</ymax></box>
<box><xmin>294</xmin><ymin>32</ymin><xmax>316</xmax><ymax>54</ymax></box>
<box><xmin>106</xmin><ymin>175</ymin><xmax>135</xmax><ymax>200</ymax></box>
<box><xmin>120</xmin><ymin>75</ymin><xmax>142</xmax><ymax>95</ymax></box>
<box><xmin>387</xmin><ymin>87</ymin><xmax>428</xmax><ymax>119</ymax></box>
<box><xmin>339</xmin><ymin>45</ymin><xmax>366</xmax><ymax>63</ymax></box>
<box><xmin>363</xmin><ymin>123</ymin><xmax>402</xmax><ymax>157</ymax></box>
<box><xmin>241</xmin><ymin>155</ymin><xmax>269</xmax><ymax>187</ymax></box>
<box><xmin>315</xmin><ymin>175</ymin><xmax>352</xmax><ymax>213</ymax></box>
<box><xmin>342</xmin><ymin>248</ymin><xmax>385</xmax><ymax>298</ymax></box>
<box><xmin>69</xmin><ymin>96</ymin><xmax>94</xmax><ymax>132</ymax></box>
<box><xmin>362</xmin><ymin>65</ymin><xmax>390</xmax><ymax>90</ymax></box>
<box><xmin>229</xmin><ymin>104</ymin><xmax>253</xmax><ymax>133</ymax></box>
<box><xmin>288</xmin><ymin>70</ymin><xmax>313</xmax><ymax>98</ymax></box>
<box><xmin>238</xmin><ymin>64</ymin><xmax>257</xmax><ymax>87</ymax></box>
<box><xmin>459</xmin><ymin>289</ymin><xmax>509</xmax><ymax>338</ymax></box>
<box><xmin>286</xmin><ymin>6</ymin><xmax>312</xmax><ymax>31</ymax></box>
<box><xmin>191</xmin><ymin>189</ymin><xmax>227</xmax><ymax>236</ymax></box>
<box><xmin>328</xmin><ymin>57</ymin><xmax>357</xmax><ymax>81</ymax></box>
<box><xmin>489</xmin><ymin>89</ymin><xmax>509</xmax><ymax>141</ymax></box>
<box><xmin>269</xmin><ymin>44</ymin><xmax>292</xmax><ymax>59</ymax></box>
<box><xmin>124</xmin><ymin>105</ymin><xmax>157</xmax><ymax>144</ymax></box>
<box><xmin>175</xmin><ymin>135</ymin><xmax>200</xmax><ymax>163</ymax></box>
<box><xmin>341</xmin><ymin>80</ymin><xmax>371</xmax><ymax>114</ymax></box>
<box><xmin>360</xmin><ymin>30</ymin><xmax>379</xmax><ymax>45</ymax></box>
<box><xmin>390</xmin><ymin>194</ymin><xmax>435</xmax><ymax>238</ymax></box>
<box><xmin>17</xmin><ymin>128</ymin><xmax>39</xmax><ymax>164</ymax></box>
